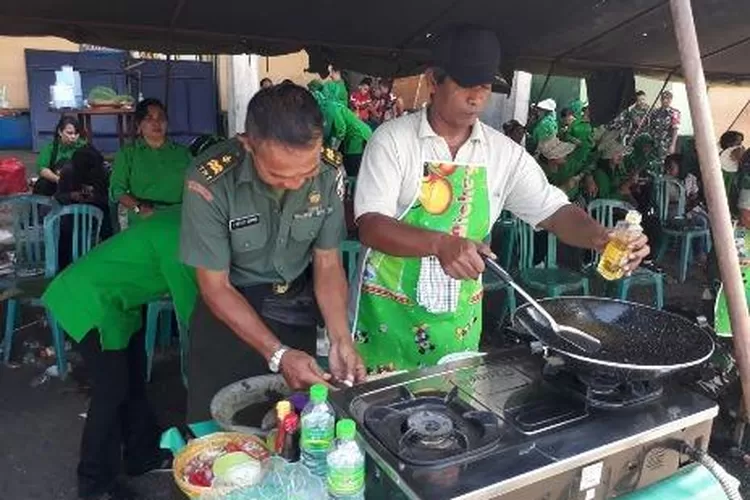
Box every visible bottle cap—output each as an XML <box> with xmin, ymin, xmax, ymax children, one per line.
<box><xmin>336</xmin><ymin>419</ymin><xmax>357</xmax><ymax>439</ymax></box>
<box><xmin>310</xmin><ymin>383</ymin><xmax>328</xmax><ymax>403</ymax></box>
<box><xmin>625</xmin><ymin>210</ymin><xmax>642</xmax><ymax>225</ymax></box>
<box><xmin>276</xmin><ymin>400</ymin><xmax>291</xmax><ymax>419</ymax></box>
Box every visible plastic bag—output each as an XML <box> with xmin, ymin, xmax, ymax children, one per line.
<box><xmin>0</xmin><ymin>158</ymin><xmax>28</xmax><ymax>195</ymax></box>
<box><xmin>198</xmin><ymin>456</ymin><xmax>325</xmax><ymax>500</ymax></box>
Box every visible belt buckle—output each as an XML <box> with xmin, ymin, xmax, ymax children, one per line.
<box><xmin>272</xmin><ymin>282</ymin><xmax>290</xmax><ymax>295</ymax></box>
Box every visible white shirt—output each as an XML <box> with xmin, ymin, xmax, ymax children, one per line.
<box><xmin>720</xmin><ymin>146</ymin><xmax>742</xmax><ymax>173</ymax></box>
<box><xmin>354</xmin><ymin>108</ymin><xmax>570</xmax><ymax>228</ymax></box>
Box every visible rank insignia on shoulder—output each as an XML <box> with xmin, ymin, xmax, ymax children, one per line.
<box><xmin>197</xmin><ymin>146</ymin><xmax>242</xmax><ymax>184</ymax></box>
<box><xmin>321</xmin><ymin>147</ymin><xmax>343</xmax><ymax>169</ymax></box>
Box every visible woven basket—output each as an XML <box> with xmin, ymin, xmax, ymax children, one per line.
<box><xmin>173</xmin><ymin>432</ymin><xmax>270</xmax><ymax>498</ymax></box>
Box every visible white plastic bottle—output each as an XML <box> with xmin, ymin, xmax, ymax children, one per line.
<box><xmin>300</xmin><ymin>383</ymin><xmax>335</xmax><ymax>477</ymax></box>
<box><xmin>327</xmin><ymin>419</ymin><xmax>365</xmax><ymax>500</ymax></box>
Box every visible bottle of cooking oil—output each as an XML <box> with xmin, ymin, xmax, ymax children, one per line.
<box><xmin>597</xmin><ymin>210</ymin><xmax>643</xmax><ymax>281</ymax></box>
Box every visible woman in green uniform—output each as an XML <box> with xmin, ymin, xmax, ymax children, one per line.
<box><xmin>109</xmin><ymin>98</ymin><xmax>191</xmax><ymax>225</ymax></box>
<box><xmin>42</xmin><ymin>207</ymin><xmax>196</xmax><ymax>500</ymax></box>
<box><xmin>34</xmin><ymin>116</ymin><xmax>87</xmax><ymax>195</ymax></box>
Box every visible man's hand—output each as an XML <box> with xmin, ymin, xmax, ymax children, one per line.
<box><xmin>328</xmin><ymin>339</ymin><xmax>366</xmax><ymax>386</ymax></box>
<box><xmin>139</xmin><ymin>202</ymin><xmax>155</xmax><ymax>218</ymax></box>
<box><xmin>584</xmin><ymin>175</ymin><xmax>598</xmax><ymax>198</ymax></box>
<box><xmin>622</xmin><ymin>233</ymin><xmax>650</xmax><ymax>274</ymax></box>
<box><xmin>435</xmin><ymin>235</ymin><xmax>495</xmax><ymax>280</ymax></box>
<box><xmin>279</xmin><ymin>349</ymin><xmax>331</xmax><ymax>390</ymax></box>
<box><xmin>592</xmin><ymin>231</ymin><xmax>651</xmax><ymax>274</ymax></box>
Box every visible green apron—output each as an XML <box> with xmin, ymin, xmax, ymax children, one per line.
<box><xmin>714</xmin><ymin>225</ymin><xmax>750</xmax><ymax>337</ymax></box>
<box><xmin>353</xmin><ymin>160</ymin><xmax>490</xmax><ymax>373</ymax></box>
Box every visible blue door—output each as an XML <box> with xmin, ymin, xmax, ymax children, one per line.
<box><xmin>26</xmin><ymin>51</ymin><xmax>217</xmax><ymax>154</ymax></box>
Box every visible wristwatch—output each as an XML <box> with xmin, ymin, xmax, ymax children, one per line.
<box><xmin>132</xmin><ymin>204</ymin><xmax>141</xmax><ymax>214</ymax></box>
<box><xmin>268</xmin><ymin>345</ymin><xmax>290</xmax><ymax>373</ymax></box>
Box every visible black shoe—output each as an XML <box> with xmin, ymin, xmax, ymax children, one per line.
<box><xmin>125</xmin><ymin>448</ymin><xmax>173</xmax><ymax>476</ymax></box>
<box><xmin>80</xmin><ymin>480</ymin><xmax>138</xmax><ymax>500</ymax></box>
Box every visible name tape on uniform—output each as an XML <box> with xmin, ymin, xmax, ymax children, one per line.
<box><xmin>229</xmin><ymin>214</ymin><xmax>260</xmax><ymax>231</ymax></box>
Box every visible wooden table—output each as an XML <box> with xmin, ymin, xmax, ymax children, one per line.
<box><xmin>51</xmin><ymin>107</ymin><xmax>135</xmax><ymax>148</ymax></box>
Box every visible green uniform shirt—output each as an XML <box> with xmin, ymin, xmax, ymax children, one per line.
<box><xmin>180</xmin><ymin>139</ymin><xmax>346</xmax><ymax>287</ymax></box>
<box><xmin>42</xmin><ymin>207</ymin><xmax>197</xmax><ymax>350</ymax></box>
<box><xmin>36</xmin><ymin>139</ymin><xmax>87</xmax><ymax>172</ymax></box>
<box><xmin>340</xmin><ymin>105</ymin><xmax>373</xmax><ymax>155</ymax></box>
<box><xmin>532</xmin><ymin>114</ymin><xmax>558</xmax><ymax>146</ymax></box>
<box><xmin>322</xmin><ymin>80</ymin><xmax>349</xmax><ymax>106</ymax></box>
<box><xmin>109</xmin><ymin>139</ymin><xmax>192</xmax><ymax>217</ymax></box>
<box><xmin>545</xmin><ymin>146</ymin><xmax>590</xmax><ymax>199</ymax></box>
<box><xmin>593</xmin><ymin>166</ymin><xmax>626</xmax><ymax>200</ymax></box>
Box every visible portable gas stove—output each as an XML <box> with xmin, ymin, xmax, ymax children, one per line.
<box><xmin>329</xmin><ymin>347</ymin><xmax>718</xmax><ymax>500</ymax></box>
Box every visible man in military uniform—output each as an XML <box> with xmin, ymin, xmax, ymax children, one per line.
<box><xmin>181</xmin><ymin>84</ymin><xmax>365</xmax><ymax>421</ymax></box>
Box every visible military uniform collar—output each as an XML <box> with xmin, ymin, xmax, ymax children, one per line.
<box><xmin>418</xmin><ymin>107</ymin><xmax>485</xmax><ymax>144</ymax></box>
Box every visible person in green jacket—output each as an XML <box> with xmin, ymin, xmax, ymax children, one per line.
<box><xmin>310</xmin><ymin>80</ymin><xmax>373</xmax><ymax>176</ymax></box>
<box><xmin>322</xmin><ymin>64</ymin><xmax>349</xmax><ymax>106</ymax></box>
<box><xmin>109</xmin><ymin>98</ymin><xmax>192</xmax><ymax>225</ymax></box>
<box><xmin>42</xmin><ymin>207</ymin><xmax>196</xmax><ymax>499</ymax></box>
<box><xmin>539</xmin><ymin>136</ymin><xmax>591</xmax><ymax>201</ymax></box>
<box><xmin>34</xmin><ymin>116</ymin><xmax>87</xmax><ymax>195</ymax></box>
<box><xmin>529</xmin><ymin>98</ymin><xmax>558</xmax><ymax>154</ymax></box>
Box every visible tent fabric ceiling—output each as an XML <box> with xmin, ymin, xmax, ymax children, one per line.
<box><xmin>2</xmin><ymin>0</ymin><xmax>749</xmax><ymax>80</ymax></box>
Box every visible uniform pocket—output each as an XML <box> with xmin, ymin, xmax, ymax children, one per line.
<box><xmin>230</xmin><ymin>223</ymin><xmax>267</xmax><ymax>252</ymax></box>
<box><xmin>290</xmin><ymin>213</ymin><xmax>325</xmax><ymax>242</ymax></box>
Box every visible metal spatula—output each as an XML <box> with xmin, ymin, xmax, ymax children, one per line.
<box><xmin>483</xmin><ymin>257</ymin><xmax>601</xmax><ymax>353</ymax></box>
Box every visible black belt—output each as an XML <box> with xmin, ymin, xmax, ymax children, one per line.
<box><xmin>235</xmin><ymin>271</ymin><xmax>319</xmax><ymax>327</ymax></box>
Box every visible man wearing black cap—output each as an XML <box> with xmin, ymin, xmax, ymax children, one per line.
<box><xmin>350</xmin><ymin>26</ymin><xmax>650</xmax><ymax>374</ymax></box>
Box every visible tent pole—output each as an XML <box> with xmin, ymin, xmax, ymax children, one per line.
<box><xmin>669</xmin><ymin>0</ymin><xmax>750</xmax><ymax>423</ymax></box>
<box><xmin>725</xmin><ymin>98</ymin><xmax>750</xmax><ymax>134</ymax></box>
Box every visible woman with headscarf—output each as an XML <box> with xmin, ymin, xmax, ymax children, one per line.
<box><xmin>109</xmin><ymin>98</ymin><xmax>191</xmax><ymax>226</ymax></box>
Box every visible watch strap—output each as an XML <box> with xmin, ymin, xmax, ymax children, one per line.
<box><xmin>268</xmin><ymin>345</ymin><xmax>289</xmax><ymax>373</ymax></box>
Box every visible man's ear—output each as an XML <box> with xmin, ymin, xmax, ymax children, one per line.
<box><xmin>425</xmin><ymin>68</ymin><xmax>439</xmax><ymax>89</ymax></box>
<box><xmin>236</xmin><ymin>133</ymin><xmax>252</xmax><ymax>152</ymax></box>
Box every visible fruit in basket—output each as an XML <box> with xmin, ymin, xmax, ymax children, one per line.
<box><xmin>175</xmin><ymin>433</ymin><xmax>270</xmax><ymax>496</ymax></box>
<box><xmin>187</xmin><ymin>464</ymin><xmax>213</xmax><ymax>487</ymax></box>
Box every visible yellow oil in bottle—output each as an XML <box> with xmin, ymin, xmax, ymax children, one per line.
<box><xmin>597</xmin><ymin>210</ymin><xmax>643</xmax><ymax>281</ymax></box>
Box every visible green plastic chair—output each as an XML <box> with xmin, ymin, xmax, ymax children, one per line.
<box><xmin>483</xmin><ymin>212</ymin><xmax>518</xmax><ymax>323</ymax></box>
<box><xmin>587</xmin><ymin>199</ymin><xmax>664</xmax><ymax>309</ymax></box>
<box><xmin>344</xmin><ymin>176</ymin><xmax>357</xmax><ymax>200</ymax></box>
<box><xmin>515</xmin><ymin>221</ymin><xmax>590</xmax><ymax>297</ymax></box>
<box><xmin>654</xmin><ymin>177</ymin><xmax>711</xmax><ymax>282</ymax></box>
<box><xmin>145</xmin><ymin>299</ymin><xmax>188</xmax><ymax>385</ymax></box>
<box><xmin>340</xmin><ymin>239</ymin><xmax>361</xmax><ymax>284</ymax></box>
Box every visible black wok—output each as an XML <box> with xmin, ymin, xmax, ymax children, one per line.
<box><xmin>512</xmin><ymin>297</ymin><xmax>715</xmax><ymax>381</ymax></box>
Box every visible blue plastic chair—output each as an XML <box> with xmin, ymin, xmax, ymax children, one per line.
<box><xmin>2</xmin><ymin>202</ymin><xmax>103</xmax><ymax>379</ymax></box>
<box><xmin>587</xmin><ymin>199</ymin><xmax>664</xmax><ymax>309</ymax></box>
<box><xmin>654</xmin><ymin>177</ymin><xmax>711</xmax><ymax>282</ymax></box>
<box><xmin>516</xmin><ymin>221</ymin><xmax>590</xmax><ymax>297</ymax></box>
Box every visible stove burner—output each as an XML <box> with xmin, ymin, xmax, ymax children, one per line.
<box><xmin>406</xmin><ymin>410</ymin><xmax>454</xmax><ymax>444</ymax></box>
<box><xmin>363</xmin><ymin>390</ymin><xmax>502</xmax><ymax>467</ymax></box>
<box><xmin>543</xmin><ymin>363</ymin><xmax>664</xmax><ymax>410</ymax></box>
